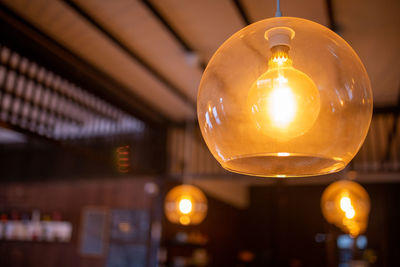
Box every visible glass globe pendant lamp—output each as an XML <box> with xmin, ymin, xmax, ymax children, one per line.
<box><xmin>164</xmin><ymin>184</ymin><xmax>208</xmax><ymax>226</ymax></box>
<box><xmin>197</xmin><ymin>2</ymin><xmax>373</xmax><ymax>177</ymax></box>
<box><xmin>321</xmin><ymin>180</ymin><xmax>370</xmax><ymax>237</ymax></box>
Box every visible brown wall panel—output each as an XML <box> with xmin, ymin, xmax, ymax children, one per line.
<box><xmin>0</xmin><ymin>177</ymin><xmax>158</xmax><ymax>267</ymax></box>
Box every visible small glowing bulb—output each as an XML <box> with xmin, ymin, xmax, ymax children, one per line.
<box><xmin>247</xmin><ymin>45</ymin><xmax>320</xmax><ymax>140</ymax></box>
<box><xmin>179</xmin><ymin>198</ymin><xmax>192</xmax><ymax>214</ymax></box>
<box><xmin>268</xmin><ymin>80</ymin><xmax>296</xmax><ymax>127</ymax></box>
<box><xmin>340</xmin><ymin>194</ymin><xmax>356</xmax><ymax>219</ymax></box>
<box><xmin>345</xmin><ymin>209</ymin><xmax>355</xmax><ymax>219</ymax></box>
<box><xmin>340</xmin><ymin>196</ymin><xmax>352</xmax><ymax>212</ymax></box>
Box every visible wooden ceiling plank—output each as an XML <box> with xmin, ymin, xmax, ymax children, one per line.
<box><xmin>63</xmin><ymin>0</ymin><xmax>196</xmax><ymax>109</ymax></box>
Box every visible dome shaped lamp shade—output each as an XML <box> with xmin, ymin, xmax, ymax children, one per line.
<box><xmin>164</xmin><ymin>185</ymin><xmax>208</xmax><ymax>226</ymax></box>
<box><xmin>197</xmin><ymin>17</ymin><xmax>373</xmax><ymax>177</ymax></box>
<box><xmin>321</xmin><ymin>180</ymin><xmax>370</xmax><ymax>237</ymax></box>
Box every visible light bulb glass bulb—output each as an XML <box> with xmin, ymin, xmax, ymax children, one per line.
<box><xmin>247</xmin><ymin>46</ymin><xmax>320</xmax><ymax>140</ymax></box>
<box><xmin>345</xmin><ymin>209</ymin><xmax>355</xmax><ymax>219</ymax></box>
<box><xmin>164</xmin><ymin>185</ymin><xmax>208</xmax><ymax>226</ymax></box>
<box><xmin>266</xmin><ymin>75</ymin><xmax>296</xmax><ymax>126</ymax></box>
<box><xmin>321</xmin><ymin>180</ymin><xmax>370</xmax><ymax>237</ymax></box>
<box><xmin>179</xmin><ymin>197</ymin><xmax>193</xmax><ymax>214</ymax></box>
<box><xmin>339</xmin><ymin>192</ymin><xmax>356</xmax><ymax>219</ymax></box>
<box><xmin>340</xmin><ymin>195</ymin><xmax>352</xmax><ymax>211</ymax></box>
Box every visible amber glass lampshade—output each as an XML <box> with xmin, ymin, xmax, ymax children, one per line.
<box><xmin>197</xmin><ymin>17</ymin><xmax>373</xmax><ymax>177</ymax></box>
<box><xmin>164</xmin><ymin>185</ymin><xmax>208</xmax><ymax>226</ymax></box>
<box><xmin>321</xmin><ymin>180</ymin><xmax>370</xmax><ymax>237</ymax></box>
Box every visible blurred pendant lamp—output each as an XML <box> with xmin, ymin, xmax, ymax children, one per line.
<box><xmin>164</xmin><ymin>184</ymin><xmax>207</xmax><ymax>226</ymax></box>
<box><xmin>197</xmin><ymin>0</ymin><xmax>373</xmax><ymax>177</ymax></box>
<box><xmin>321</xmin><ymin>179</ymin><xmax>370</xmax><ymax>237</ymax></box>
<box><xmin>164</xmin><ymin>123</ymin><xmax>208</xmax><ymax>226</ymax></box>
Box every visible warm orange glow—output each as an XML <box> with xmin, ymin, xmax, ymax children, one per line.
<box><xmin>115</xmin><ymin>145</ymin><xmax>130</xmax><ymax>173</ymax></box>
<box><xmin>339</xmin><ymin>195</ymin><xmax>351</xmax><ymax>211</ymax></box>
<box><xmin>267</xmin><ymin>77</ymin><xmax>297</xmax><ymax>126</ymax></box>
<box><xmin>179</xmin><ymin>216</ymin><xmax>191</xmax><ymax>225</ymax></box>
<box><xmin>345</xmin><ymin>209</ymin><xmax>355</xmax><ymax>219</ymax></box>
<box><xmin>164</xmin><ymin>185</ymin><xmax>207</xmax><ymax>226</ymax></box>
<box><xmin>321</xmin><ymin>180</ymin><xmax>370</xmax><ymax>237</ymax></box>
<box><xmin>343</xmin><ymin>218</ymin><xmax>361</xmax><ymax>237</ymax></box>
<box><xmin>272</xmin><ymin>56</ymin><xmax>289</xmax><ymax>65</ymax></box>
<box><xmin>178</xmin><ymin>197</ymin><xmax>193</xmax><ymax>214</ymax></box>
<box><xmin>248</xmin><ymin>48</ymin><xmax>320</xmax><ymax>141</ymax></box>
<box><xmin>340</xmin><ymin>193</ymin><xmax>356</xmax><ymax>219</ymax></box>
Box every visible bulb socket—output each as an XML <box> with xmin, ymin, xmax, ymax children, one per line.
<box><xmin>271</xmin><ymin>45</ymin><xmax>290</xmax><ymax>54</ymax></box>
<box><xmin>265</xmin><ymin>27</ymin><xmax>295</xmax><ymax>49</ymax></box>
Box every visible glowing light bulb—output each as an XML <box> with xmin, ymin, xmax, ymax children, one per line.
<box><xmin>345</xmin><ymin>209</ymin><xmax>355</xmax><ymax>219</ymax></box>
<box><xmin>322</xmin><ymin>180</ymin><xmax>370</xmax><ymax>237</ymax></box>
<box><xmin>178</xmin><ymin>197</ymin><xmax>193</xmax><ymax>214</ymax></box>
<box><xmin>164</xmin><ymin>185</ymin><xmax>207</xmax><ymax>226</ymax></box>
<box><xmin>340</xmin><ymin>196</ymin><xmax>352</xmax><ymax>211</ymax></box>
<box><xmin>340</xmin><ymin>193</ymin><xmax>356</xmax><ymax>219</ymax></box>
<box><xmin>267</xmin><ymin>76</ymin><xmax>296</xmax><ymax>127</ymax></box>
<box><xmin>247</xmin><ymin>45</ymin><xmax>320</xmax><ymax>141</ymax></box>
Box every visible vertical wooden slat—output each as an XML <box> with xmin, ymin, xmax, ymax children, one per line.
<box><xmin>376</xmin><ymin>115</ymin><xmax>384</xmax><ymax>171</ymax></box>
<box><xmin>394</xmin><ymin>116</ymin><xmax>400</xmax><ymax>171</ymax></box>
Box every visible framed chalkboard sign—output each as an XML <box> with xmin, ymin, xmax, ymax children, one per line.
<box><xmin>79</xmin><ymin>207</ymin><xmax>109</xmax><ymax>257</ymax></box>
<box><xmin>107</xmin><ymin>209</ymin><xmax>150</xmax><ymax>267</ymax></box>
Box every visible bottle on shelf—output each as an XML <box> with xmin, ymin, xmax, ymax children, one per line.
<box><xmin>28</xmin><ymin>210</ymin><xmax>42</xmax><ymax>241</ymax></box>
<box><xmin>0</xmin><ymin>212</ymin><xmax>7</xmax><ymax>240</ymax></box>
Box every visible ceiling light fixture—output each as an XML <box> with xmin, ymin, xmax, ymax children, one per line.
<box><xmin>164</xmin><ymin>123</ymin><xmax>208</xmax><ymax>226</ymax></box>
<box><xmin>197</xmin><ymin>0</ymin><xmax>373</xmax><ymax>177</ymax></box>
<box><xmin>321</xmin><ymin>180</ymin><xmax>370</xmax><ymax>237</ymax></box>
<box><xmin>164</xmin><ymin>184</ymin><xmax>208</xmax><ymax>226</ymax></box>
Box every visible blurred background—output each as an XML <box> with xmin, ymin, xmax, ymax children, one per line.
<box><xmin>0</xmin><ymin>0</ymin><xmax>399</xmax><ymax>266</ymax></box>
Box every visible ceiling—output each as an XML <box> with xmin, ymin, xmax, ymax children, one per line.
<box><xmin>2</xmin><ymin>0</ymin><xmax>400</xmax><ymax>122</ymax></box>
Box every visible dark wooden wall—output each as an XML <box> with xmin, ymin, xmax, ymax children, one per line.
<box><xmin>1</xmin><ymin>179</ymin><xmax>400</xmax><ymax>267</ymax></box>
<box><xmin>0</xmin><ymin>177</ymin><xmax>159</xmax><ymax>267</ymax></box>
<box><xmin>241</xmin><ymin>183</ymin><xmax>400</xmax><ymax>267</ymax></box>
<box><xmin>159</xmin><ymin>181</ymin><xmax>400</xmax><ymax>267</ymax></box>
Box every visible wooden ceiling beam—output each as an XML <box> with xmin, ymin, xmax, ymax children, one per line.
<box><xmin>0</xmin><ymin>3</ymin><xmax>171</xmax><ymax>125</ymax></box>
<box><xmin>232</xmin><ymin>0</ymin><xmax>251</xmax><ymax>26</ymax></box>
<box><xmin>140</xmin><ymin>0</ymin><xmax>207</xmax><ymax>70</ymax></box>
<box><xmin>62</xmin><ymin>0</ymin><xmax>196</xmax><ymax>109</ymax></box>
